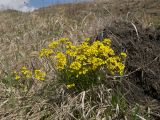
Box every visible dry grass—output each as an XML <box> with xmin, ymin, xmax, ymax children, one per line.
<box><xmin>0</xmin><ymin>0</ymin><xmax>159</xmax><ymax>119</ymax></box>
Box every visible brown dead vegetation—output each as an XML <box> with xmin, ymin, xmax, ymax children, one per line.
<box><xmin>0</xmin><ymin>0</ymin><xmax>160</xmax><ymax>119</ymax></box>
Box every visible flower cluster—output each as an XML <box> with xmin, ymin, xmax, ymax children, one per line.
<box><xmin>14</xmin><ymin>71</ymin><xmax>21</xmax><ymax>80</ymax></box>
<box><xmin>66</xmin><ymin>39</ymin><xmax>126</xmax><ymax>76</ymax></box>
<box><xmin>55</xmin><ymin>52</ymin><xmax>66</xmax><ymax>70</ymax></box>
<box><xmin>21</xmin><ymin>66</ymin><xmax>32</xmax><ymax>78</ymax></box>
<box><xmin>39</xmin><ymin>48</ymin><xmax>53</xmax><ymax>58</ymax></box>
<box><xmin>34</xmin><ymin>70</ymin><xmax>46</xmax><ymax>81</ymax></box>
<box><xmin>39</xmin><ymin>37</ymin><xmax>127</xmax><ymax>89</ymax></box>
<box><xmin>67</xmin><ymin>83</ymin><xmax>75</xmax><ymax>89</ymax></box>
<box><xmin>14</xmin><ymin>66</ymin><xmax>46</xmax><ymax>81</ymax></box>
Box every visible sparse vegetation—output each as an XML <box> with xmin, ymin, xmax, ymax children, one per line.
<box><xmin>0</xmin><ymin>0</ymin><xmax>160</xmax><ymax>119</ymax></box>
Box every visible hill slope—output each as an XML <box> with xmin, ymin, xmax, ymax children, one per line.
<box><xmin>0</xmin><ymin>0</ymin><xmax>160</xmax><ymax>119</ymax></box>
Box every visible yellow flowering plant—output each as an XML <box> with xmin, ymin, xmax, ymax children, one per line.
<box><xmin>39</xmin><ymin>37</ymin><xmax>127</xmax><ymax>91</ymax></box>
<box><xmin>34</xmin><ymin>70</ymin><xmax>46</xmax><ymax>81</ymax></box>
<box><xmin>12</xmin><ymin>66</ymin><xmax>46</xmax><ymax>92</ymax></box>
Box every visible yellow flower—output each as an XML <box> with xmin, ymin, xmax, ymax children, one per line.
<box><xmin>106</xmin><ymin>56</ymin><xmax>125</xmax><ymax>76</ymax></box>
<box><xmin>38</xmin><ymin>37</ymin><xmax>126</xmax><ymax>81</ymax></box>
<box><xmin>67</xmin><ymin>83</ymin><xmax>75</xmax><ymax>89</ymax></box>
<box><xmin>66</xmin><ymin>44</ymin><xmax>77</xmax><ymax>57</ymax></box>
<box><xmin>85</xmin><ymin>46</ymin><xmax>98</xmax><ymax>56</ymax></box>
<box><xmin>48</xmin><ymin>41</ymin><xmax>59</xmax><ymax>49</ymax></box>
<box><xmin>34</xmin><ymin>70</ymin><xmax>46</xmax><ymax>80</ymax></box>
<box><xmin>15</xmin><ymin>75</ymin><xmax>20</xmax><ymax>80</ymax></box>
<box><xmin>76</xmin><ymin>55</ymin><xmax>86</xmax><ymax>61</ymax></box>
<box><xmin>79</xmin><ymin>67</ymin><xmax>89</xmax><ymax>75</ymax></box>
<box><xmin>21</xmin><ymin>66</ymin><xmax>32</xmax><ymax>78</ymax></box>
<box><xmin>14</xmin><ymin>71</ymin><xmax>20</xmax><ymax>80</ymax></box>
<box><xmin>79</xmin><ymin>42</ymin><xmax>89</xmax><ymax>52</ymax></box>
<box><xmin>55</xmin><ymin>52</ymin><xmax>66</xmax><ymax>70</ymax></box>
<box><xmin>120</xmin><ymin>52</ymin><xmax>127</xmax><ymax>58</ymax></box>
<box><xmin>90</xmin><ymin>57</ymin><xmax>104</xmax><ymax>70</ymax></box>
<box><xmin>39</xmin><ymin>48</ymin><xmax>53</xmax><ymax>58</ymax></box>
<box><xmin>103</xmin><ymin>38</ymin><xmax>111</xmax><ymax>45</ymax></box>
<box><xmin>116</xmin><ymin>62</ymin><xmax>125</xmax><ymax>76</ymax></box>
<box><xmin>21</xmin><ymin>66</ymin><xmax>27</xmax><ymax>70</ymax></box>
<box><xmin>98</xmin><ymin>44</ymin><xmax>115</xmax><ymax>57</ymax></box>
<box><xmin>84</xmin><ymin>38</ymin><xmax>90</xmax><ymax>42</ymax></box>
<box><xmin>70</xmin><ymin>61</ymin><xmax>81</xmax><ymax>71</ymax></box>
